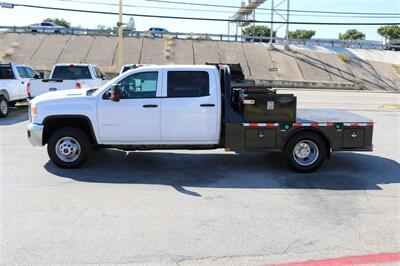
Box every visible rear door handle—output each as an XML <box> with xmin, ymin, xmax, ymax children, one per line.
<box><xmin>200</xmin><ymin>104</ymin><xmax>215</xmax><ymax>107</ymax></box>
<box><xmin>142</xmin><ymin>104</ymin><xmax>158</xmax><ymax>108</ymax></box>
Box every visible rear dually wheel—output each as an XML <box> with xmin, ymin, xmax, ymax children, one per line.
<box><xmin>284</xmin><ymin>132</ymin><xmax>328</xmax><ymax>173</ymax></box>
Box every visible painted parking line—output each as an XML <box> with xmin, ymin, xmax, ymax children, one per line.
<box><xmin>264</xmin><ymin>251</ymin><xmax>400</xmax><ymax>266</ymax></box>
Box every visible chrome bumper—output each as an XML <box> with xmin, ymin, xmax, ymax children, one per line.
<box><xmin>27</xmin><ymin>123</ymin><xmax>44</xmax><ymax>147</ymax></box>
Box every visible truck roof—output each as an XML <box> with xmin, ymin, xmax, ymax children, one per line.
<box><xmin>0</xmin><ymin>63</ymin><xmax>33</xmax><ymax>68</ymax></box>
<box><xmin>53</xmin><ymin>63</ymin><xmax>98</xmax><ymax>67</ymax></box>
<box><xmin>136</xmin><ymin>65</ymin><xmax>217</xmax><ymax>70</ymax></box>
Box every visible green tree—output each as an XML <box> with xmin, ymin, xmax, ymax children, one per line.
<box><xmin>338</xmin><ymin>29</ymin><xmax>366</xmax><ymax>40</ymax></box>
<box><xmin>377</xmin><ymin>25</ymin><xmax>400</xmax><ymax>43</ymax></box>
<box><xmin>43</xmin><ymin>18</ymin><xmax>71</xmax><ymax>28</ymax></box>
<box><xmin>288</xmin><ymin>29</ymin><xmax>316</xmax><ymax>39</ymax></box>
<box><xmin>242</xmin><ymin>25</ymin><xmax>276</xmax><ymax>37</ymax></box>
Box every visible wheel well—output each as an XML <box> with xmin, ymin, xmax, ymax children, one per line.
<box><xmin>282</xmin><ymin>128</ymin><xmax>331</xmax><ymax>156</ymax></box>
<box><xmin>43</xmin><ymin>116</ymin><xmax>97</xmax><ymax>145</ymax></box>
<box><xmin>0</xmin><ymin>90</ymin><xmax>10</xmax><ymax>101</ymax></box>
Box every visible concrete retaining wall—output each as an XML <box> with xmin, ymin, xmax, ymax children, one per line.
<box><xmin>30</xmin><ymin>35</ymin><xmax>71</xmax><ymax>69</ymax></box>
<box><xmin>1</xmin><ymin>33</ymin><xmax>399</xmax><ymax>92</ymax></box>
<box><xmin>58</xmin><ymin>35</ymin><xmax>94</xmax><ymax>64</ymax></box>
<box><xmin>86</xmin><ymin>36</ymin><xmax>118</xmax><ymax>69</ymax></box>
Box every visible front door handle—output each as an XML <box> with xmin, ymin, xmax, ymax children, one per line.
<box><xmin>200</xmin><ymin>104</ymin><xmax>215</xmax><ymax>107</ymax></box>
<box><xmin>142</xmin><ymin>104</ymin><xmax>158</xmax><ymax>108</ymax></box>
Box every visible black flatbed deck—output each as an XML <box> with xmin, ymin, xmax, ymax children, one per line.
<box><xmin>225</xmin><ymin>108</ymin><xmax>374</xmax><ymax>152</ymax></box>
<box><xmin>296</xmin><ymin>109</ymin><xmax>372</xmax><ymax>124</ymax></box>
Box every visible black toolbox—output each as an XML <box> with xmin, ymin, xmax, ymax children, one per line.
<box><xmin>241</xmin><ymin>89</ymin><xmax>297</xmax><ymax>122</ymax></box>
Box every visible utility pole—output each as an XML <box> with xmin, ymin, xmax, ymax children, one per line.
<box><xmin>285</xmin><ymin>0</ymin><xmax>290</xmax><ymax>45</ymax></box>
<box><xmin>117</xmin><ymin>0</ymin><xmax>123</xmax><ymax>70</ymax></box>
<box><xmin>269</xmin><ymin>0</ymin><xmax>274</xmax><ymax>45</ymax></box>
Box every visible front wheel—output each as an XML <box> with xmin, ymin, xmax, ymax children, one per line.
<box><xmin>47</xmin><ymin>127</ymin><xmax>91</xmax><ymax>168</ymax></box>
<box><xmin>0</xmin><ymin>96</ymin><xmax>9</xmax><ymax>118</ymax></box>
<box><xmin>284</xmin><ymin>132</ymin><xmax>328</xmax><ymax>173</ymax></box>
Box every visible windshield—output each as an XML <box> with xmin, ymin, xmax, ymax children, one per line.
<box><xmin>51</xmin><ymin>66</ymin><xmax>91</xmax><ymax>80</ymax></box>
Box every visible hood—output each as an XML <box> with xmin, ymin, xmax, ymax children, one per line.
<box><xmin>31</xmin><ymin>89</ymin><xmax>91</xmax><ymax>104</ymax></box>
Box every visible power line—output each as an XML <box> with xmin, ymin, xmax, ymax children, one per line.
<box><xmin>134</xmin><ymin>0</ymin><xmax>400</xmax><ymax>16</ymax></box>
<box><xmin>11</xmin><ymin>3</ymin><xmax>400</xmax><ymax>25</ymax></box>
<box><xmin>56</xmin><ymin>0</ymin><xmax>400</xmax><ymax>19</ymax></box>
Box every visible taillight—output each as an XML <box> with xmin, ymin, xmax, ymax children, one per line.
<box><xmin>27</xmin><ymin>81</ymin><xmax>31</xmax><ymax>98</ymax></box>
<box><xmin>76</xmin><ymin>82</ymin><xmax>81</xmax><ymax>89</ymax></box>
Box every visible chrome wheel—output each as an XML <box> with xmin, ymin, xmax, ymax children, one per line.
<box><xmin>292</xmin><ymin>140</ymin><xmax>319</xmax><ymax>166</ymax></box>
<box><xmin>55</xmin><ymin>137</ymin><xmax>81</xmax><ymax>163</ymax></box>
<box><xmin>0</xmin><ymin>99</ymin><xmax>8</xmax><ymax>115</ymax></box>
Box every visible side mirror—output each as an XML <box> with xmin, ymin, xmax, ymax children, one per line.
<box><xmin>39</xmin><ymin>72</ymin><xmax>45</xmax><ymax>79</ymax></box>
<box><xmin>110</xmin><ymin>84</ymin><xmax>120</xmax><ymax>102</ymax></box>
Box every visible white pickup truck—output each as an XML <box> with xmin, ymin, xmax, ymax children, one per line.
<box><xmin>0</xmin><ymin>63</ymin><xmax>37</xmax><ymax>117</ymax></box>
<box><xmin>27</xmin><ymin>65</ymin><xmax>374</xmax><ymax>172</ymax></box>
<box><xmin>28</xmin><ymin>64</ymin><xmax>108</xmax><ymax>98</ymax></box>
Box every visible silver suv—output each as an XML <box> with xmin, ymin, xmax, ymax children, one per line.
<box><xmin>148</xmin><ymin>27</ymin><xmax>169</xmax><ymax>37</ymax></box>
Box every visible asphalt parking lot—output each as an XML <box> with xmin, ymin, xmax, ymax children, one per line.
<box><xmin>1</xmin><ymin>90</ymin><xmax>399</xmax><ymax>265</ymax></box>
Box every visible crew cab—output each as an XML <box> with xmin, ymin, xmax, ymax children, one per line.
<box><xmin>27</xmin><ymin>65</ymin><xmax>374</xmax><ymax>172</ymax></box>
<box><xmin>28</xmin><ymin>64</ymin><xmax>108</xmax><ymax>98</ymax></box>
<box><xmin>0</xmin><ymin>63</ymin><xmax>36</xmax><ymax>117</ymax></box>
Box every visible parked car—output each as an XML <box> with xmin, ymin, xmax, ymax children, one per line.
<box><xmin>244</xmin><ymin>34</ymin><xmax>274</xmax><ymax>43</ymax></box>
<box><xmin>27</xmin><ymin>64</ymin><xmax>374</xmax><ymax>172</ymax></box>
<box><xmin>387</xmin><ymin>40</ymin><xmax>400</xmax><ymax>51</ymax></box>
<box><xmin>29</xmin><ymin>22</ymin><xmax>68</xmax><ymax>34</ymax></box>
<box><xmin>148</xmin><ymin>27</ymin><xmax>169</xmax><ymax>37</ymax></box>
<box><xmin>0</xmin><ymin>63</ymin><xmax>37</xmax><ymax>117</ymax></box>
<box><xmin>120</xmin><ymin>64</ymin><xmax>155</xmax><ymax>74</ymax></box>
<box><xmin>28</xmin><ymin>64</ymin><xmax>108</xmax><ymax>98</ymax></box>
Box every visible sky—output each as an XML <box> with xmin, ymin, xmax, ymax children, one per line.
<box><xmin>0</xmin><ymin>0</ymin><xmax>399</xmax><ymax>41</ymax></box>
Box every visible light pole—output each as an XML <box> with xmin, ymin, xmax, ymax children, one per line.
<box><xmin>117</xmin><ymin>0</ymin><xmax>123</xmax><ymax>70</ymax></box>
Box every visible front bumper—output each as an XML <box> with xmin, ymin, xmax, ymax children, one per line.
<box><xmin>27</xmin><ymin>123</ymin><xmax>44</xmax><ymax>147</ymax></box>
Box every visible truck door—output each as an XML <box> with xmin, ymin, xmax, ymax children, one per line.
<box><xmin>97</xmin><ymin>71</ymin><xmax>162</xmax><ymax>143</ymax></box>
<box><xmin>160</xmin><ymin>69</ymin><xmax>220</xmax><ymax>143</ymax></box>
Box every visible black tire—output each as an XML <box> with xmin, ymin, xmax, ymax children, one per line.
<box><xmin>47</xmin><ymin>127</ymin><xmax>91</xmax><ymax>168</ymax></box>
<box><xmin>284</xmin><ymin>132</ymin><xmax>328</xmax><ymax>173</ymax></box>
<box><xmin>0</xmin><ymin>96</ymin><xmax>9</xmax><ymax>118</ymax></box>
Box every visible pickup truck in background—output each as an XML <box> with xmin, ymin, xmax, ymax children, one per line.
<box><xmin>27</xmin><ymin>65</ymin><xmax>374</xmax><ymax>172</ymax></box>
<box><xmin>120</xmin><ymin>64</ymin><xmax>154</xmax><ymax>74</ymax></box>
<box><xmin>28</xmin><ymin>64</ymin><xmax>108</xmax><ymax>98</ymax></box>
<box><xmin>0</xmin><ymin>63</ymin><xmax>37</xmax><ymax>117</ymax></box>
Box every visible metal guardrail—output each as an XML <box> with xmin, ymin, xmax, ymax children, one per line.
<box><xmin>0</xmin><ymin>25</ymin><xmax>391</xmax><ymax>50</ymax></box>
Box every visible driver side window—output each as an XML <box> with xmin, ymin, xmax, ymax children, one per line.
<box><xmin>119</xmin><ymin>72</ymin><xmax>158</xmax><ymax>99</ymax></box>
